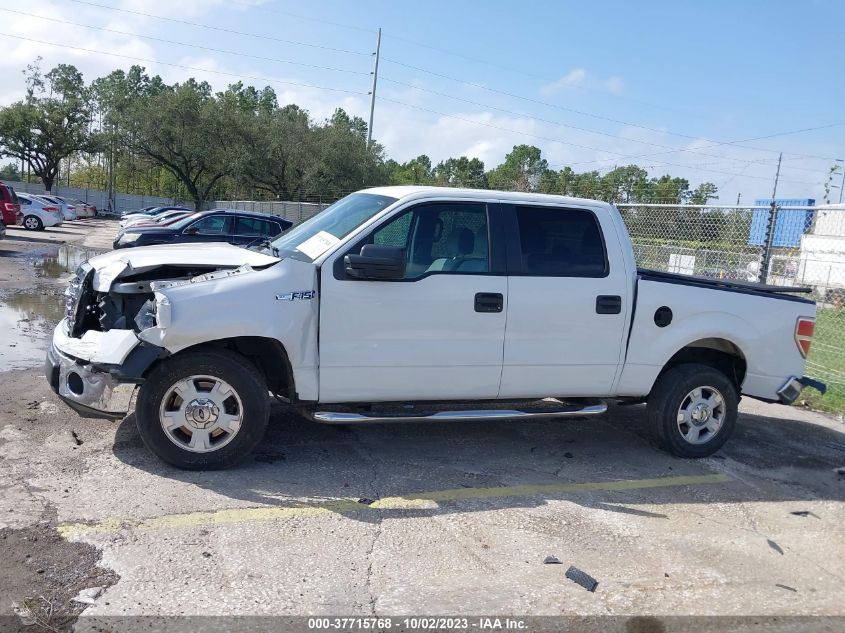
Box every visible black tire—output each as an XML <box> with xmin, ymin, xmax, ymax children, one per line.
<box><xmin>647</xmin><ymin>363</ymin><xmax>738</xmax><ymax>458</ymax></box>
<box><xmin>23</xmin><ymin>215</ymin><xmax>43</xmax><ymax>231</ymax></box>
<box><xmin>135</xmin><ymin>347</ymin><xmax>270</xmax><ymax>470</ymax></box>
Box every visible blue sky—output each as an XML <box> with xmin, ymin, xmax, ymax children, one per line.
<box><xmin>1</xmin><ymin>0</ymin><xmax>843</xmax><ymax>202</ymax></box>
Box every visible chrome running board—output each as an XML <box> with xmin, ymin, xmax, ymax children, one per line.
<box><xmin>312</xmin><ymin>403</ymin><xmax>607</xmax><ymax>424</ymax></box>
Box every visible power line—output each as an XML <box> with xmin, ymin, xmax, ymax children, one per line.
<box><xmin>562</xmin><ymin>123</ymin><xmax>845</xmax><ymax>169</ymax></box>
<box><xmin>230</xmin><ymin>0</ymin><xmax>376</xmax><ymax>34</ymax></box>
<box><xmin>0</xmin><ymin>8</ymin><xmax>370</xmax><ymax>77</ymax></box>
<box><xmin>0</xmin><ymin>32</ymin><xmax>369</xmax><ymax>97</ymax></box>
<box><xmin>380</xmin><ymin>56</ymin><xmax>843</xmax><ymax>163</ymax></box>
<box><xmin>380</xmin><ymin>75</ymin><xmax>799</xmax><ymax>171</ymax></box>
<box><xmin>22</xmin><ymin>2</ymin><xmax>815</xmax><ymax>176</ymax></box>
<box><xmin>6</xmin><ymin>5</ymin><xmax>834</xmax><ymax>189</ymax></box>
<box><xmin>377</xmin><ymin>96</ymin><xmax>819</xmax><ymax>186</ymax></box>
<box><xmin>62</xmin><ymin>0</ymin><xmax>843</xmax><ymax>165</ymax></box>
<box><xmin>65</xmin><ymin>0</ymin><xmax>371</xmax><ymax>56</ymax></box>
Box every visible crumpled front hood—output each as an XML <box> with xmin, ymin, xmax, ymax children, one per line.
<box><xmin>86</xmin><ymin>243</ymin><xmax>280</xmax><ymax>291</ymax></box>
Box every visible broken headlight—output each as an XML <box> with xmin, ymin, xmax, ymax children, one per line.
<box><xmin>63</xmin><ymin>263</ymin><xmax>92</xmax><ymax>335</ymax></box>
<box><xmin>134</xmin><ymin>299</ymin><xmax>157</xmax><ymax>331</ymax></box>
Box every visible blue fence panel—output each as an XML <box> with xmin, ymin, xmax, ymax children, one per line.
<box><xmin>748</xmin><ymin>199</ymin><xmax>815</xmax><ymax>247</ymax></box>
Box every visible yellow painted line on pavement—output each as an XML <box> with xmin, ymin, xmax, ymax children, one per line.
<box><xmin>57</xmin><ymin>473</ymin><xmax>733</xmax><ymax>538</ymax></box>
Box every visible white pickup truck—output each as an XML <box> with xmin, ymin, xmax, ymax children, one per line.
<box><xmin>46</xmin><ymin>187</ymin><xmax>824</xmax><ymax>469</ymax></box>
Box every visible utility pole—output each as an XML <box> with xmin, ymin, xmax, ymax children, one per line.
<box><xmin>771</xmin><ymin>152</ymin><xmax>782</xmax><ymax>200</ymax></box>
<box><xmin>759</xmin><ymin>152</ymin><xmax>783</xmax><ymax>284</ymax></box>
<box><xmin>366</xmin><ymin>27</ymin><xmax>381</xmax><ymax>149</ymax></box>
<box><xmin>839</xmin><ymin>163</ymin><xmax>845</xmax><ymax>204</ymax></box>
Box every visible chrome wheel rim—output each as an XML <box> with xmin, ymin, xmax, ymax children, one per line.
<box><xmin>677</xmin><ymin>386</ymin><xmax>726</xmax><ymax>445</ymax></box>
<box><xmin>159</xmin><ymin>375</ymin><xmax>243</xmax><ymax>453</ymax></box>
<box><xmin>24</xmin><ymin>217</ymin><xmax>38</xmax><ymax>229</ymax></box>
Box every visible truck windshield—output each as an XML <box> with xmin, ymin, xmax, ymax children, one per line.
<box><xmin>271</xmin><ymin>193</ymin><xmax>397</xmax><ymax>262</ymax></box>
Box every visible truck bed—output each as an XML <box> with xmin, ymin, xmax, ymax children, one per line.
<box><xmin>637</xmin><ymin>268</ymin><xmax>814</xmax><ymax>303</ymax></box>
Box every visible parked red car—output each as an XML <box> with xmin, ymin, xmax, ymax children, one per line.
<box><xmin>0</xmin><ymin>181</ymin><xmax>22</xmax><ymax>226</ymax></box>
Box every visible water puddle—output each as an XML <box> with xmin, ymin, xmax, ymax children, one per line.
<box><xmin>24</xmin><ymin>243</ymin><xmax>104</xmax><ymax>279</ymax></box>
<box><xmin>0</xmin><ymin>291</ymin><xmax>65</xmax><ymax>370</ymax></box>
<box><xmin>1</xmin><ymin>243</ymin><xmax>105</xmax><ymax>370</ymax></box>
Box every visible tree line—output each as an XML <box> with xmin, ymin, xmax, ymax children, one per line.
<box><xmin>0</xmin><ymin>60</ymin><xmax>720</xmax><ymax>209</ymax></box>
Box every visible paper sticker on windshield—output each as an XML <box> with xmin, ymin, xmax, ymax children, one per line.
<box><xmin>296</xmin><ymin>231</ymin><xmax>340</xmax><ymax>260</ymax></box>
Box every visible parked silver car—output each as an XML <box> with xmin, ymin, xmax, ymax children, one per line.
<box><xmin>36</xmin><ymin>194</ymin><xmax>77</xmax><ymax>220</ymax></box>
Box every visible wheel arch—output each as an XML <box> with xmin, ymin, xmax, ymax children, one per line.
<box><xmin>148</xmin><ymin>336</ymin><xmax>297</xmax><ymax>401</ymax></box>
<box><xmin>655</xmin><ymin>337</ymin><xmax>747</xmax><ymax>392</ymax></box>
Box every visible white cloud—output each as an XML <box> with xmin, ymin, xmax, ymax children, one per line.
<box><xmin>541</xmin><ymin>68</ymin><xmax>625</xmax><ymax>96</ymax></box>
<box><xmin>605</xmin><ymin>76</ymin><xmax>624</xmax><ymax>94</ymax></box>
<box><xmin>540</xmin><ymin>68</ymin><xmax>587</xmax><ymax>94</ymax></box>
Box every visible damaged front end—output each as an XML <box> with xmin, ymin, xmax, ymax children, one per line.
<box><xmin>47</xmin><ymin>250</ymin><xmax>271</xmax><ymax>419</ymax></box>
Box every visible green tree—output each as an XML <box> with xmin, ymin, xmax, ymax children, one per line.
<box><xmin>0</xmin><ymin>61</ymin><xmax>93</xmax><ymax>191</ymax></box>
<box><xmin>602</xmin><ymin>165</ymin><xmax>649</xmax><ymax>203</ymax></box>
<box><xmin>690</xmin><ymin>182</ymin><xmax>719</xmax><ymax>205</ymax></box>
<box><xmin>122</xmin><ymin>79</ymin><xmax>237</xmax><ymax>208</ymax></box>
<box><xmin>432</xmin><ymin>156</ymin><xmax>486</xmax><ymax>188</ymax></box>
<box><xmin>487</xmin><ymin>144</ymin><xmax>547</xmax><ymax>192</ymax></box>
<box><xmin>302</xmin><ymin>108</ymin><xmax>384</xmax><ymax>198</ymax></box>
<box><xmin>647</xmin><ymin>174</ymin><xmax>691</xmax><ymax>204</ymax></box>
<box><xmin>386</xmin><ymin>154</ymin><xmax>434</xmax><ymax>185</ymax></box>
<box><xmin>0</xmin><ymin>162</ymin><xmax>21</xmax><ymax>180</ymax></box>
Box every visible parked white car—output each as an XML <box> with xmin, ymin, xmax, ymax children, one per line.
<box><xmin>119</xmin><ymin>206</ymin><xmax>191</xmax><ymax>228</ymax></box>
<box><xmin>37</xmin><ymin>195</ymin><xmax>77</xmax><ymax>220</ymax></box>
<box><xmin>119</xmin><ymin>209</ymin><xmax>193</xmax><ymax>231</ymax></box>
<box><xmin>62</xmin><ymin>197</ymin><xmax>96</xmax><ymax>218</ymax></box>
<box><xmin>47</xmin><ymin>187</ymin><xmax>825</xmax><ymax>469</ymax></box>
<box><xmin>17</xmin><ymin>192</ymin><xmax>64</xmax><ymax>230</ymax></box>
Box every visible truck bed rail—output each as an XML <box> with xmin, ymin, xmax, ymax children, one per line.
<box><xmin>638</xmin><ymin>268</ymin><xmax>814</xmax><ymax>302</ymax></box>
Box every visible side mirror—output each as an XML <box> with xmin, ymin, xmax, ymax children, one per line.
<box><xmin>345</xmin><ymin>244</ymin><xmax>406</xmax><ymax>280</ymax></box>
<box><xmin>183</xmin><ymin>227</ymin><xmax>199</xmax><ymax>235</ymax></box>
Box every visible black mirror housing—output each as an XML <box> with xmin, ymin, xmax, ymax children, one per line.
<box><xmin>183</xmin><ymin>227</ymin><xmax>198</xmax><ymax>235</ymax></box>
<box><xmin>345</xmin><ymin>244</ymin><xmax>406</xmax><ymax>280</ymax></box>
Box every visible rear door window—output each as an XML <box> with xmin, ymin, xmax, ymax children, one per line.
<box><xmin>235</xmin><ymin>216</ymin><xmax>276</xmax><ymax>237</ymax></box>
<box><xmin>188</xmin><ymin>215</ymin><xmax>231</xmax><ymax>235</ymax></box>
<box><xmin>514</xmin><ymin>206</ymin><xmax>608</xmax><ymax>277</ymax></box>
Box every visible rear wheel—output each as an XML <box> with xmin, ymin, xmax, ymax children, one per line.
<box><xmin>135</xmin><ymin>348</ymin><xmax>270</xmax><ymax>470</ymax></box>
<box><xmin>23</xmin><ymin>215</ymin><xmax>43</xmax><ymax>230</ymax></box>
<box><xmin>647</xmin><ymin>363</ymin><xmax>738</xmax><ymax>458</ymax></box>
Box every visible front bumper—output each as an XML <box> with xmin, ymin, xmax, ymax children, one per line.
<box><xmin>46</xmin><ymin>344</ymin><xmax>135</xmax><ymax>420</ymax></box>
<box><xmin>776</xmin><ymin>375</ymin><xmax>827</xmax><ymax>405</ymax></box>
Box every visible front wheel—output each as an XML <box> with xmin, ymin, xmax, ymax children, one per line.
<box><xmin>647</xmin><ymin>363</ymin><xmax>738</xmax><ymax>458</ymax></box>
<box><xmin>135</xmin><ymin>348</ymin><xmax>270</xmax><ymax>470</ymax></box>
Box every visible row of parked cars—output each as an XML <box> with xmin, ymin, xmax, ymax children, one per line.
<box><xmin>113</xmin><ymin>205</ymin><xmax>292</xmax><ymax>249</ymax></box>
<box><xmin>0</xmin><ymin>180</ymin><xmax>97</xmax><ymax>234</ymax></box>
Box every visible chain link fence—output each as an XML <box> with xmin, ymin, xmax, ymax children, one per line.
<box><xmin>619</xmin><ymin>201</ymin><xmax>845</xmax><ymax>410</ymax></box>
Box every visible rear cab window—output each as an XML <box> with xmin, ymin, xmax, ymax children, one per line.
<box><xmin>513</xmin><ymin>205</ymin><xmax>608</xmax><ymax>277</ymax></box>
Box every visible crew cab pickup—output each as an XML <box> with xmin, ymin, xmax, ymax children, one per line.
<box><xmin>46</xmin><ymin>187</ymin><xmax>824</xmax><ymax>469</ymax></box>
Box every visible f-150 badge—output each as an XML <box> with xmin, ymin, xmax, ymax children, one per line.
<box><xmin>276</xmin><ymin>290</ymin><xmax>317</xmax><ymax>301</ymax></box>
